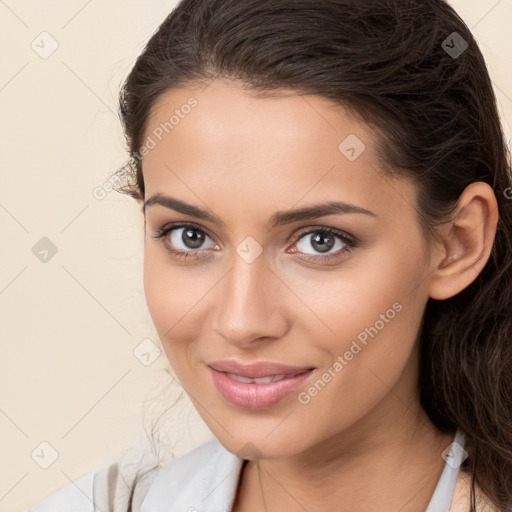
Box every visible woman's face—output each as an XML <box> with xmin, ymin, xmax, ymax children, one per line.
<box><xmin>141</xmin><ymin>78</ymin><xmax>437</xmax><ymax>459</ymax></box>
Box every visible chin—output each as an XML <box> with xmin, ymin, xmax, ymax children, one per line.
<box><xmin>214</xmin><ymin>428</ymin><xmax>305</xmax><ymax>461</ymax></box>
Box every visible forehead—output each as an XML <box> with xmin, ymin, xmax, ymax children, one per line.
<box><xmin>141</xmin><ymin>79</ymin><xmax>416</xmax><ymax>224</ymax></box>
<box><xmin>145</xmin><ymin>79</ymin><xmax>365</xmax><ymax>158</ymax></box>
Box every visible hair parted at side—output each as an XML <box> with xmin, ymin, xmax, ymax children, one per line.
<box><xmin>114</xmin><ymin>1</ymin><xmax>512</xmax><ymax>510</ymax></box>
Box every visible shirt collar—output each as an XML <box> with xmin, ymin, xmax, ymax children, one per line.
<box><xmin>425</xmin><ymin>428</ymin><xmax>466</xmax><ymax>511</ymax></box>
<box><xmin>140</xmin><ymin>429</ymin><xmax>465</xmax><ymax>512</ymax></box>
<box><xmin>140</xmin><ymin>436</ymin><xmax>244</xmax><ymax>512</ymax></box>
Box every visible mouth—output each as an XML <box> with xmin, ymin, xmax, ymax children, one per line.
<box><xmin>221</xmin><ymin>371</ymin><xmax>308</xmax><ymax>384</ymax></box>
<box><xmin>206</xmin><ymin>359</ymin><xmax>315</xmax><ymax>379</ymax></box>
<box><xmin>207</xmin><ymin>364</ymin><xmax>316</xmax><ymax>410</ymax></box>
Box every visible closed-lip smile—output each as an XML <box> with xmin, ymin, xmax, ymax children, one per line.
<box><xmin>206</xmin><ymin>359</ymin><xmax>316</xmax><ymax>409</ymax></box>
<box><xmin>207</xmin><ymin>359</ymin><xmax>315</xmax><ymax>378</ymax></box>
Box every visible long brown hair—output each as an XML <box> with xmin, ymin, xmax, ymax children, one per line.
<box><xmin>114</xmin><ymin>1</ymin><xmax>512</xmax><ymax>509</ymax></box>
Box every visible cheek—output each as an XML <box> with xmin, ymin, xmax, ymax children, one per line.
<box><xmin>143</xmin><ymin>249</ymin><xmax>171</xmax><ymax>331</ymax></box>
<box><xmin>143</xmin><ymin>246</ymin><xmax>200</xmax><ymax>329</ymax></box>
<box><xmin>300</xmin><ymin>240</ymin><xmax>428</xmax><ymax>419</ymax></box>
<box><xmin>299</xmin><ymin>237</ymin><xmax>425</xmax><ymax>368</ymax></box>
<box><xmin>142</xmin><ymin>247</ymin><xmax>212</xmax><ymax>367</ymax></box>
<box><xmin>143</xmin><ymin>248</ymin><xmax>189</xmax><ymax>365</ymax></box>
<box><xmin>295</xmin><ymin>236</ymin><xmax>427</xmax><ymax>350</ymax></box>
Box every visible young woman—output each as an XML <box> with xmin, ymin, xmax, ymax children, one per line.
<box><xmin>28</xmin><ymin>0</ymin><xmax>512</xmax><ymax>511</ymax></box>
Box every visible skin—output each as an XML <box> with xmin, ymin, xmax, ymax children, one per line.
<box><xmin>138</xmin><ymin>78</ymin><xmax>498</xmax><ymax>512</ymax></box>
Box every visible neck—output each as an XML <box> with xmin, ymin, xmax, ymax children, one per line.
<box><xmin>233</xmin><ymin>385</ymin><xmax>455</xmax><ymax>512</ymax></box>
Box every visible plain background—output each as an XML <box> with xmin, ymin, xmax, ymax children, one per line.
<box><xmin>1</xmin><ymin>1</ymin><xmax>511</xmax><ymax>511</ymax></box>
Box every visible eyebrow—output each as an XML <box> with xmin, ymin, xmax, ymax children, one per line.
<box><xmin>144</xmin><ymin>193</ymin><xmax>376</xmax><ymax>229</ymax></box>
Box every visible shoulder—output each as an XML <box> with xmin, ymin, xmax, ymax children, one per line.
<box><xmin>26</xmin><ymin>470</ymin><xmax>96</xmax><ymax>512</ymax></box>
<box><xmin>450</xmin><ymin>470</ymin><xmax>500</xmax><ymax>512</ymax></box>
<box><xmin>26</xmin><ymin>437</ymin><xmax>236</xmax><ymax>512</ymax></box>
<box><xmin>139</xmin><ymin>436</ymin><xmax>244</xmax><ymax>511</ymax></box>
<box><xmin>26</xmin><ymin>446</ymin><xmax>163</xmax><ymax>512</ymax></box>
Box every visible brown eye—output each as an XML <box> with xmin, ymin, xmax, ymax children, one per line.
<box><xmin>152</xmin><ymin>223</ymin><xmax>218</xmax><ymax>260</ymax></box>
<box><xmin>290</xmin><ymin>227</ymin><xmax>357</xmax><ymax>263</ymax></box>
<box><xmin>178</xmin><ymin>227</ymin><xmax>207</xmax><ymax>249</ymax></box>
<box><xmin>295</xmin><ymin>228</ymin><xmax>353</xmax><ymax>254</ymax></box>
<box><xmin>308</xmin><ymin>231</ymin><xmax>336</xmax><ymax>253</ymax></box>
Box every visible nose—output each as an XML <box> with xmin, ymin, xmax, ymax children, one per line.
<box><xmin>212</xmin><ymin>251</ymin><xmax>289</xmax><ymax>348</ymax></box>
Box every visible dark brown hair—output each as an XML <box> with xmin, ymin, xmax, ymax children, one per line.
<box><xmin>114</xmin><ymin>1</ymin><xmax>512</xmax><ymax>510</ymax></box>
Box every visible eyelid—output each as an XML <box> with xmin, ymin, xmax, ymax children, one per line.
<box><xmin>153</xmin><ymin>222</ymin><xmax>356</xmax><ymax>245</ymax></box>
<box><xmin>290</xmin><ymin>225</ymin><xmax>356</xmax><ymax>244</ymax></box>
<box><xmin>152</xmin><ymin>222</ymin><xmax>358</xmax><ymax>262</ymax></box>
<box><xmin>286</xmin><ymin>226</ymin><xmax>357</xmax><ymax>261</ymax></box>
<box><xmin>153</xmin><ymin>221</ymin><xmax>217</xmax><ymax>243</ymax></box>
<box><xmin>151</xmin><ymin>223</ymin><xmax>218</xmax><ymax>262</ymax></box>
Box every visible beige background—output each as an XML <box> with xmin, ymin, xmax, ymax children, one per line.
<box><xmin>1</xmin><ymin>1</ymin><xmax>511</xmax><ymax>511</ymax></box>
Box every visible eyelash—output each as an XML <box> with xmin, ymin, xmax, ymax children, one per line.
<box><xmin>151</xmin><ymin>222</ymin><xmax>357</xmax><ymax>263</ymax></box>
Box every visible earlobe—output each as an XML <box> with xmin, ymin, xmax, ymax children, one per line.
<box><xmin>428</xmin><ymin>182</ymin><xmax>499</xmax><ymax>300</ymax></box>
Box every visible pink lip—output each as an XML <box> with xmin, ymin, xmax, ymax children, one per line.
<box><xmin>207</xmin><ymin>359</ymin><xmax>314</xmax><ymax>378</ymax></box>
<box><xmin>207</xmin><ymin>365</ymin><xmax>315</xmax><ymax>410</ymax></box>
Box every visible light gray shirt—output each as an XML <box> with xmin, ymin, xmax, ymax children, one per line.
<box><xmin>27</xmin><ymin>429</ymin><xmax>466</xmax><ymax>512</ymax></box>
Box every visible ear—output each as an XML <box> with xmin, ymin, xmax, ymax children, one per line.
<box><xmin>428</xmin><ymin>182</ymin><xmax>499</xmax><ymax>300</ymax></box>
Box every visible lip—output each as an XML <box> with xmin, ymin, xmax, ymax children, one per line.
<box><xmin>207</xmin><ymin>359</ymin><xmax>314</xmax><ymax>378</ymax></box>
<box><xmin>207</xmin><ymin>361</ymin><xmax>316</xmax><ymax>410</ymax></box>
